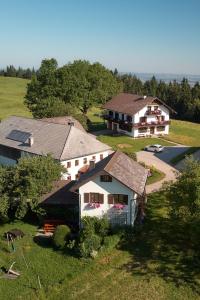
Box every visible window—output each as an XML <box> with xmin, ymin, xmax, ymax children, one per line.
<box><xmin>138</xmin><ymin>127</ymin><xmax>147</xmax><ymax>133</ymax></box>
<box><xmin>147</xmin><ymin>106</ymin><xmax>151</xmax><ymax>111</ymax></box>
<box><xmin>108</xmin><ymin>194</ymin><xmax>128</xmax><ymax>205</ymax></box>
<box><xmin>67</xmin><ymin>161</ymin><xmax>71</xmax><ymax>168</ymax></box>
<box><xmin>109</xmin><ymin>110</ymin><xmax>113</xmax><ymax>116</ymax></box>
<box><xmin>115</xmin><ymin>112</ymin><xmax>119</xmax><ymax>120</ymax></box>
<box><xmin>161</xmin><ymin>116</ymin><xmax>165</xmax><ymax>121</ymax></box>
<box><xmin>126</xmin><ymin>115</ymin><xmax>132</xmax><ymax>122</ymax></box>
<box><xmin>121</xmin><ymin>114</ymin><xmax>124</xmax><ymax>121</ymax></box>
<box><xmin>84</xmin><ymin>193</ymin><xmax>104</xmax><ymax>203</ymax></box>
<box><xmin>75</xmin><ymin>160</ymin><xmax>79</xmax><ymax>166</ymax></box>
<box><xmin>157</xmin><ymin>126</ymin><xmax>165</xmax><ymax>132</ymax></box>
<box><xmin>154</xmin><ymin>106</ymin><xmax>159</xmax><ymax>110</ymax></box>
<box><xmin>83</xmin><ymin>157</ymin><xmax>87</xmax><ymax>164</ymax></box>
<box><xmin>140</xmin><ymin>117</ymin><xmax>147</xmax><ymax>123</ymax></box>
<box><xmin>100</xmin><ymin>175</ymin><xmax>112</xmax><ymax>182</ymax></box>
<box><xmin>100</xmin><ymin>154</ymin><xmax>104</xmax><ymax>160</ymax></box>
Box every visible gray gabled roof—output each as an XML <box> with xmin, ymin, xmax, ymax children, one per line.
<box><xmin>71</xmin><ymin>151</ymin><xmax>148</xmax><ymax>196</ymax></box>
<box><xmin>0</xmin><ymin>116</ymin><xmax>111</xmax><ymax>161</ymax></box>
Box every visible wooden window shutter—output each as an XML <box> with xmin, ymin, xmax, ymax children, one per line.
<box><xmin>84</xmin><ymin>193</ymin><xmax>90</xmax><ymax>203</ymax></box>
<box><xmin>99</xmin><ymin>194</ymin><xmax>104</xmax><ymax>204</ymax></box>
<box><xmin>108</xmin><ymin>194</ymin><xmax>114</xmax><ymax>204</ymax></box>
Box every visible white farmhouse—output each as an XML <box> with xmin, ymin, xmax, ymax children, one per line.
<box><xmin>0</xmin><ymin>116</ymin><xmax>111</xmax><ymax>180</ymax></box>
<box><xmin>103</xmin><ymin>93</ymin><xmax>175</xmax><ymax>138</ymax></box>
<box><xmin>70</xmin><ymin>151</ymin><xmax>148</xmax><ymax>226</ymax></box>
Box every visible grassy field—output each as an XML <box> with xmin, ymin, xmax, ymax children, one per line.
<box><xmin>167</xmin><ymin>119</ymin><xmax>200</xmax><ymax>147</ymax></box>
<box><xmin>0</xmin><ymin>192</ymin><xmax>200</xmax><ymax>299</ymax></box>
<box><xmin>88</xmin><ymin>108</ymin><xmax>200</xmax><ymax>147</ymax></box>
<box><xmin>0</xmin><ymin>76</ymin><xmax>31</xmax><ymax>120</ymax></box>
<box><xmin>98</xmin><ymin>135</ymin><xmax>174</xmax><ymax>153</ymax></box>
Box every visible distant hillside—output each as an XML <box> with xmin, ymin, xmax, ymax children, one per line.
<box><xmin>0</xmin><ymin>76</ymin><xmax>31</xmax><ymax>120</ymax></box>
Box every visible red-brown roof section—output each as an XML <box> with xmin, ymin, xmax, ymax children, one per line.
<box><xmin>103</xmin><ymin>93</ymin><xmax>176</xmax><ymax>115</ymax></box>
<box><xmin>71</xmin><ymin>151</ymin><xmax>148</xmax><ymax>196</ymax></box>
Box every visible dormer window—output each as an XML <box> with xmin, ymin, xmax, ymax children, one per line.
<box><xmin>100</xmin><ymin>175</ymin><xmax>112</xmax><ymax>182</ymax></box>
<box><xmin>147</xmin><ymin>106</ymin><xmax>151</xmax><ymax>111</ymax></box>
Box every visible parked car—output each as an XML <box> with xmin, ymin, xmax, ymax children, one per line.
<box><xmin>144</xmin><ymin>144</ymin><xmax>164</xmax><ymax>153</ymax></box>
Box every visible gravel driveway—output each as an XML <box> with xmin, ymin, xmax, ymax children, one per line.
<box><xmin>137</xmin><ymin>146</ymin><xmax>188</xmax><ymax>194</ymax></box>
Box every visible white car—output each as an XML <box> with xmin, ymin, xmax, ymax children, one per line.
<box><xmin>144</xmin><ymin>144</ymin><xmax>164</xmax><ymax>153</ymax></box>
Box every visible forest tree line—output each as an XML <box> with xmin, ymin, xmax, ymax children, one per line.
<box><xmin>1</xmin><ymin>60</ymin><xmax>200</xmax><ymax>123</ymax></box>
<box><xmin>0</xmin><ymin>65</ymin><xmax>36</xmax><ymax>79</ymax></box>
<box><xmin>117</xmin><ymin>72</ymin><xmax>200</xmax><ymax>123</ymax></box>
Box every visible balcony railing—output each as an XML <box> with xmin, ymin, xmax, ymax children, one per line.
<box><xmin>103</xmin><ymin>115</ymin><xmax>132</xmax><ymax>123</ymax></box>
<box><xmin>104</xmin><ymin>114</ymin><xmax>170</xmax><ymax>128</ymax></box>
<box><xmin>146</xmin><ymin>109</ymin><xmax>161</xmax><ymax>115</ymax></box>
<box><xmin>133</xmin><ymin>120</ymin><xmax>170</xmax><ymax>128</ymax></box>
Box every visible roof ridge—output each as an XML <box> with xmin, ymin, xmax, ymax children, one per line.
<box><xmin>8</xmin><ymin>115</ymin><xmax>74</xmax><ymax>128</ymax></box>
<box><xmin>104</xmin><ymin>151</ymin><xmax>120</xmax><ymax>173</ymax></box>
<box><xmin>59</xmin><ymin>125</ymin><xmax>73</xmax><ymax>160</ymax></box>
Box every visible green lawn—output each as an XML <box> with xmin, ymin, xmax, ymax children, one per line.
<box><xmin>1</xmin><ymin>192</ymin><xmax>200</xmax><ymax>299</ymax></box>
<box><xmin>167</xmin><ymin>119</ymin><xmax>200</xmax><ymax>147</ymax></box>
<box><xmin>87</xmin><ymin>106</ymin><xmax>107</xmax><ymax>131</ymax></box>
<box><xmin>147</xmin><ymin>167</ymin><xmax>166</xmax><ymax>185</ymax></box>
<box><xmin>98</xmin><ymin>135</ymin><xmax>174</xmax><ymax>153</ymax></box>
<box><xmin>0</xmin><ymin>76</ymin><xmax>31</xmax><ymax>120</ymax></box>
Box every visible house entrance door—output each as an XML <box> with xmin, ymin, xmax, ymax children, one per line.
<box><xmin>113</xmin><ymin>123</ymin><xmax>118</xmax><ymax>132</ymax></box>
<box><xmin>150</xmin><ymin>127</ymin><xmax>155</xmax><ymax>134</ymax></box>
<box><xmin>108</xmin><ymin>121</ymin><xmax>112</xmax><ymax>130</ymax></box>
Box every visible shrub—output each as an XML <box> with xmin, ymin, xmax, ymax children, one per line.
<box><xmin>103</xmin><ymin>234</ymin><xmax>120</xmax><ymax>250</ymax></box>
<box><xmin>81</xmin><ymin>216</ymin><xmax>110</xmax><ymax>238</ymax></box>
<box><xmin>94</xmin><ymin>217</ymin><xmax>110</xmax><ymax>237</ymax></box>
<box><xmin>52</xmin><ymin>225</ymin><xmax>71</xmax><ymax>249</ymax></box>
<box><xmin>79</xmin><ymin>234</ymin><xmax>101</xmax><ymax>258</ymax></box>
<box><xmin>123</xmin><ymin>151</ymin><xmax>137</xmax><ymax>161</ymax></box>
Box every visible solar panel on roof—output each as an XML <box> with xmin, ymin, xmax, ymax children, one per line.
<box><xmin>7</xmin><ymin>130</ymin><xmax>31</xmax><ymax>143</ymax></box>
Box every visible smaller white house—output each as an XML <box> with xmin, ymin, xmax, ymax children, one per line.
<box><xmin>70</xmin><ymin>151</ymin><xmax>148</xmax><ymax>226</ymax></box>
<box><xmin>103</xmin><ymin>93</ymin><xmax>176</xmax><ymax>138</ymax></box>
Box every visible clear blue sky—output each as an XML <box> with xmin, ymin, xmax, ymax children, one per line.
<box><xmin>1</xmin><ymin>0</ymin><xmax>200</xmax><ymax>74</ymax></box>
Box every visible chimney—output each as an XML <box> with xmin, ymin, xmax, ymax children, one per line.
<box><xmin>89</xmin><ymin>159</ymin><xmax>95</xmax><ymax>170</ymax></box>
<box><xmin>28</xmin><ymin>136</ymin><xmax>34</xmax><ymax>147</ymax></box>
<box><xmin>68</xmin><ymin>118</ymin><xmax>75</xmax><ymax>126</ymax></box>
<box><xmin>143</xmin><ymin>95</ymin><xmax>147</xmax><ymax>99</ymax></box>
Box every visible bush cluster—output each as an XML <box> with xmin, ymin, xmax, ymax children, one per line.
<box><xmin>52</xmin><ymin>225</ymin><xmax>71</xmax><ymax>249</ymax></box>
<box><xmin>75</xmin><ymin>217</ymin><xmax>121</xmax><ymax>258</ymax></box>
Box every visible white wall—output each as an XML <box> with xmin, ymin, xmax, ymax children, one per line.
<box><xmin>61</xmin><ymin>151</ymin><xmax>110</xmax><ymax>180</ymax></box>
<box><xmin>0</xmin><ymin>155</ymin><xmax>17</xmax><ymax>166</ymax></box>
<box><xmin>107</xmin><ymin>105</ymin><xmax>170</xmax><ymax>138</ymax></box>
<box><xmin>79</xmin><ymin>175</ymin><xmax>137</xmax><ymax>226</ymax></box>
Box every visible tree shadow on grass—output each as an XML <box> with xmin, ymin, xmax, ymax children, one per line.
<box><xmin>120</xmin><ymin>192</ymin><xmax>200</xmax><ymax>295</ymax></box>
<box><xmin>33</xmin><ymin>235</ymin><xmax>53</xmax><ymax>248</ymax></box>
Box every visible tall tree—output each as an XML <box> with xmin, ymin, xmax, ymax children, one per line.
<box><xmin>25</xmin><ymin>59</ymin><xmax>121</xmax><ymax>116</ymax></box>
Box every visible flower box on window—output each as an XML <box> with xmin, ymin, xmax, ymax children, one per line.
<box><xmin>88</xmin><ymin>202</ymin><xmax>101</xmax><ymax>209</ymax></box>
<box><xmin>113</xmin><ymin>204</ymin><xmax>125</xmax><ymax>210</ymax></box>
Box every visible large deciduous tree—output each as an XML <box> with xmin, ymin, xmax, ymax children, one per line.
<box><xmin>0</xmin><ymin>155</ymin><xmax>64</xmax><ymax>221</ymax></box>
<box><xmin>25</xmin><ymin>59</ymin><xmax>122</xmax><ymax>118</ymax></box>
<box><xmin>164</xmin><ymin>157</ymin><xmax>200</xmax><ymax>247</ymax></box>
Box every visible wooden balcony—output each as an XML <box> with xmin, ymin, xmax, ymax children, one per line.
<box><xmin>133</xmin><ymin>120</ymin><xmax>170</xmax><ymax>128</ymax></box>
<box><xmin>145</xmin><ymin>109</ymin><xmax>162</xmax><ymax>115</ymax></box>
